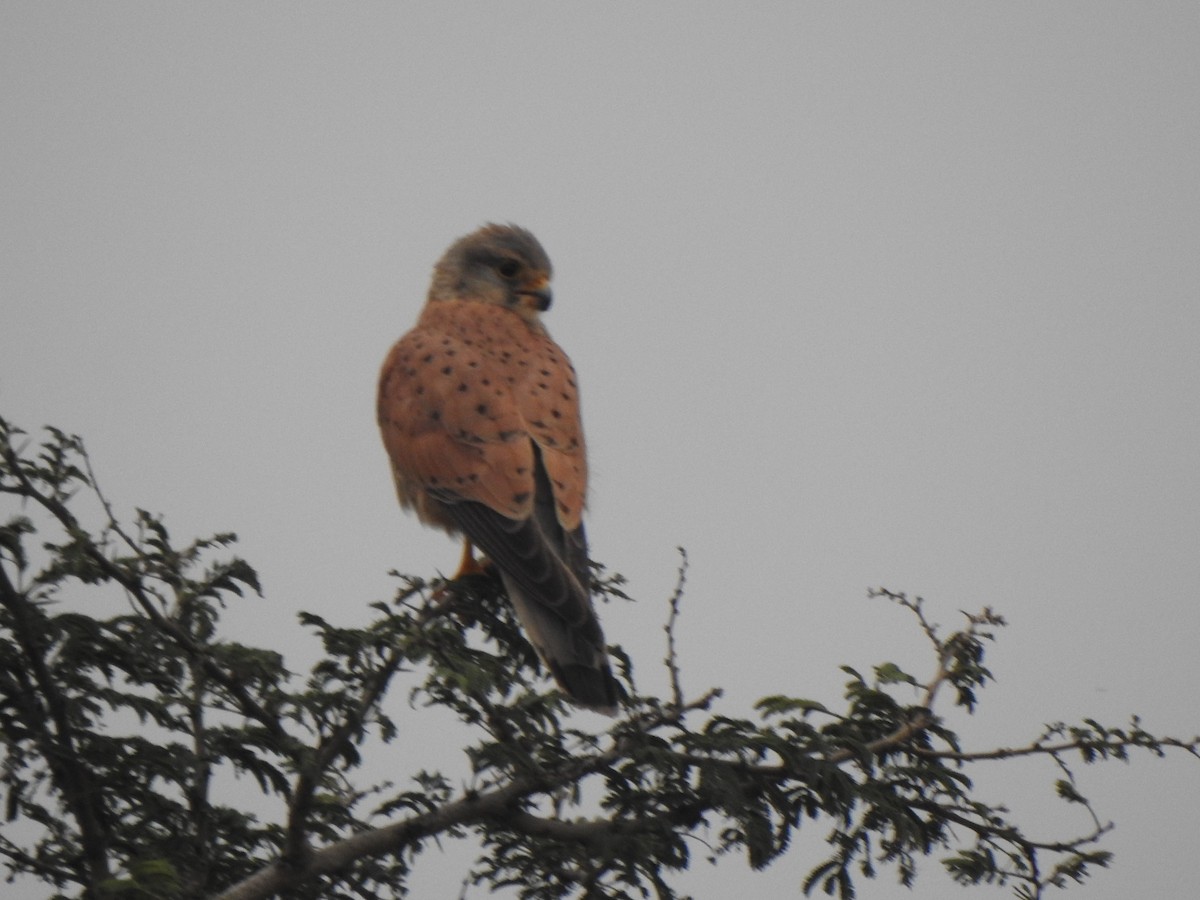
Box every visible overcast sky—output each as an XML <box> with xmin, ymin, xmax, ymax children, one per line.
<box><xmin>2</xmin><ymin>4</ymin><xmax>1198</xmax><ymax>898</ymax></box>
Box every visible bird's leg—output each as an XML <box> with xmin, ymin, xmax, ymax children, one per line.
<box><xmin>429</xmin><ymin>541</ymin><xmax>491</xmax><ymax>606</ymax></box>
<box><xmin>452</xmin><ymin>540</ymin><xmax>489</xmax><ymax>579</ymax></box>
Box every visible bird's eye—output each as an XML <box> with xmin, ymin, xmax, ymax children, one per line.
<box><xmin>497</xmin><ymin>259</ymin><xmax>520</xmax><ymax>279</ymax></box>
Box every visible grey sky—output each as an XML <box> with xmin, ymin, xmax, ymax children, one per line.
<box><xmin>2</xmin><ymin>4</ymin><xmax>1198</xmax><ymax>898</ymax></box>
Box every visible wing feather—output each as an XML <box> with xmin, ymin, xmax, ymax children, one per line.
<box><xmin>378</xmin><ymin>291</ymin><xmax>614</xmax><ymax>712</ymax></box>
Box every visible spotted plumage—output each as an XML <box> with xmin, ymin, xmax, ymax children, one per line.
<box><xmin>377</xmin><ymin>224</ymin><xmax>618</xmax><ymax>713</ymax></box>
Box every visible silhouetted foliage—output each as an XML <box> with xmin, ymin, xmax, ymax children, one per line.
<box><xmin>1</xmin><ymin>415</ymin><xmax>1197</xmax><ymax>900</ymax></box>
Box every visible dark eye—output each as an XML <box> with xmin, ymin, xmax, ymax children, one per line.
<box><xmin>497</xmin><ymin>259</ymin><xmax>520</xmax><ymax>279</ymax></box>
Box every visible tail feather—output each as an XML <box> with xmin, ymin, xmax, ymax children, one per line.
<box><xmin>432</xmin><ymin>446</ymin><xmax>619</xmax><ymax>714</ymax></box>
<box><xmin>501</xmin><ymin>574</ymin><xmax>619</xmax><ymax>715</ymax></box>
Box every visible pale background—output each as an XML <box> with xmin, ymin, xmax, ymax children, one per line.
<box><xmin>2</xmin><ymin>4</ymin><xmax>1198</xmax><ymax>898</ymax></box>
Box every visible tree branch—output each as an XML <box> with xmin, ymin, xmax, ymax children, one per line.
<box><xmin>284</xmin><ymin>646</ymin><xmax>406</xmax><ymax>869</ymax></box>
<box><xmin>0</xmin><ymin>558</ymin><xmax>112</xmax><ymax>895</ymax></box>
<box><xmin>663</xmin><ymin>548</ymin><xmax>688</xmax><ymax>710</ymax></box>
<box><xmin>1</xmin><ymin>438</ymin><xmax>291</xmax><ymax>746</ymax></box>
<box><xmin>912</xmin><ymin>733</ymin><xmax>1200</xmax><ymax>764</ymax></box>
<box><xmin>216</xmin><ymin>754</ymin><xmax>615</xmax><ymax>900</ymax></box>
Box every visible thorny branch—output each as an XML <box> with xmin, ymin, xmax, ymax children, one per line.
<box><xmin>663</xmin><ymin>547</ymin><xmax>689</xmax><ymax>711</ymax></box>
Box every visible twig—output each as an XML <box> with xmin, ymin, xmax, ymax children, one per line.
<box><xmin>79</xmin><ymin>446</ymin><xmax>143</xmax><ymax>558</ymax></box>
<box><xmin>2</xmin><ymin>440</ymin><xmax>291</xmax><ymax>745</ymax></box>
<box><xmin>0</xmin><ymin>555</ymin><xmax>113</xmax><ymax>893</ymax></box>
<box><xmin>284</xmin><ymin>647</ymin><xmax>407</xmax><ymax>868</ymax></box>
<box><xmin>912</xmin><ymin>733</ymin><xmax>1200</xmax><ymax>763</ymax></box>
<box><xmin>663</xmin><ymin>547</ymin><xmax>688</xmax><ymax>710</ymax></box>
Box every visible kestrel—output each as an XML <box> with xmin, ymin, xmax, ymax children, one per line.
<box><xmin>377</xmin><ymin>224</ymin><xmax>618</xmax><ymax>714</ymax></box>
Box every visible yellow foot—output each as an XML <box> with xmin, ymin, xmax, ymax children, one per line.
<box><xmin>430</xmin><ymin>542</ymin><xmax>494</xmax><ymax>604</ymax></box>
<box><xmin>452</xmin><ymin>540</ymin><xmax>492</xmax><ymax>579</ymax></box>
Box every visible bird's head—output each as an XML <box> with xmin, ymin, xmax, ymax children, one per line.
<box><xmin>429</xmin><ymin>223</ymin><xmax>554</xmax><ymax>321</ymax></box>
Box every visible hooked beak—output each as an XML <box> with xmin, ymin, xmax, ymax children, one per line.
<box><xmin>515</xmin><ymin>275</ymin><xmax>553</xmax><ymax>312</ymax></box>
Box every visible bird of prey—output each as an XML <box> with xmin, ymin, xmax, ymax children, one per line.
<box><xmin>377</xmin><ymin>224</ymin><xmax>618</xmax><ymax>714</ymax></box>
